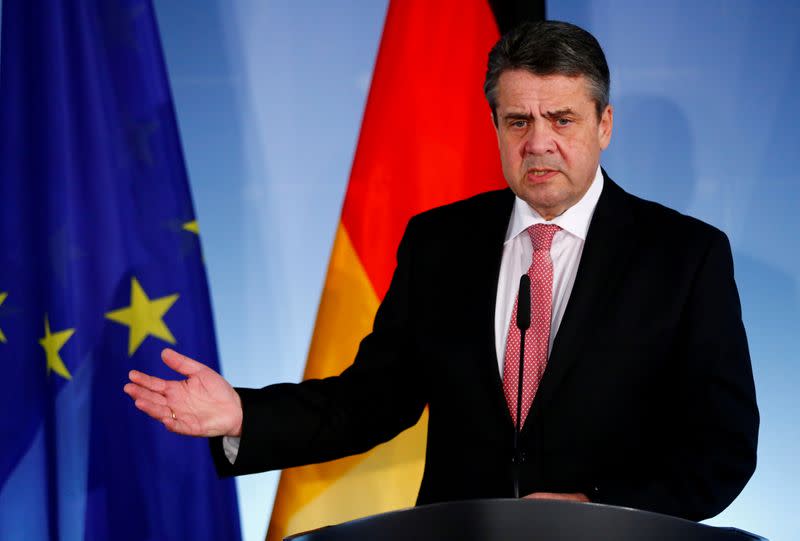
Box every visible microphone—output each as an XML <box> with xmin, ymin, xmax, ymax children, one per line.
<box><xmin>513</xmin><ymin>274</ymin><xmax>531</xmax><ymax>498</ymax></box>
<box><xmin>516</xmin><ymin>274</ymin><xmax>531</xmax><ymax>331</ymax></box>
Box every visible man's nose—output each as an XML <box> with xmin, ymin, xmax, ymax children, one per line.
<box><xmin>523</xmin><ymin>123</ymin><xmax>555</xmax><ymax>155</ymax></box>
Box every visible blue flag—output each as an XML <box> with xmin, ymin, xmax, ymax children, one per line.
<box><xmin>0</xmin><ymin>2</ymin><xmax>242</xmax><ymax>540</ymax></box>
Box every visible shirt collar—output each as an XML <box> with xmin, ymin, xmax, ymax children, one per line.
<box><xmin>504</xmin><ymin>165</ymin><xmax>604</xmax><ymax>243</ymax></box>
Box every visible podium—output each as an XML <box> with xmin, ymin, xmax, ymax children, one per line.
<box><xmin>285</xmin><ymin>499</ymin><xmax>766</xmax><ymax>540</ymax></box>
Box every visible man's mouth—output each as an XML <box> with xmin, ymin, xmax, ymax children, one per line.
<box><xmin>526</xmin><ymin>169</ymin><xmax>558</xmax><ymax>182</ymax></box>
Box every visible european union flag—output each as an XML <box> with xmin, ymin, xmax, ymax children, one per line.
<box><xmin>0</xmin><ymin>2</ymin><xmax>242</xmax><ymax>539</ymax></box>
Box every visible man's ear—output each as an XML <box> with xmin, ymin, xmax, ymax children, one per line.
<box><xmin>598</xmin><ymin>104</ymin><xmax>613</xmax><ymax>150</ymax></box>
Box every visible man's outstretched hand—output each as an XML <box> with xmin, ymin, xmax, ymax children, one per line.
<box><xmin>123</xmin><ymin>348</ymin><xmax>243</xmax><ymax>437</ymax></box>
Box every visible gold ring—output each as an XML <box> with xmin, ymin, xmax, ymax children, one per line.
<box><xmin>171</xmin><ymin>411</ymin><xmax>177</xmax><ymax>420</ymax></box>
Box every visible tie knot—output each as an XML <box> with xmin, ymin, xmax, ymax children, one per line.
<box><xmin>528</xmin><ymin>223</ymin><xmax>561</xmax><ymax>252</ymax></box>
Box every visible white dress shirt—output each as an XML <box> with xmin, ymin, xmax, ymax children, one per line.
<box><xmin>224</xmin><ymin>166</ymin><xmax>605</xmax><ymax>464</ymax></box>
<box><xmin>494</xmin><ymin>166</ymin><xmax>603</xmax><ymax>373</ymax></box>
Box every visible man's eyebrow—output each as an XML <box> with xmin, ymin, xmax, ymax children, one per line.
<box><xmin>543</xmin><ymin>108</ymin><xmax>576</xmax><ymax>119</ymax></box>
<box><xmin>500</xmin><ymin>111</ymin><xmax>534</xmax><ymax>121</ymax></box>
<box><xmin>500</xmin><ymin>108</ymin><xmax>578</xmax><ymax>121</ymax></box>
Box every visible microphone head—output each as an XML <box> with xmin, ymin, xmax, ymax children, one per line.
<box><xmin>516</xmin><ymin>274</ymin><xmax>531</xmax><ymax>331</ymax></box>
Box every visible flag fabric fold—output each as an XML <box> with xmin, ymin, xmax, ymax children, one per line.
<box><xmin>0</xmin><ymin>1</ymin><xmax>241</xmax><ymax>540</ymax></box>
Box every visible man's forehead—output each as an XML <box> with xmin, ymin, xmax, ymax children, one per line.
<box><xmin>495</xmin><ymin>71</ymin><xmax>595</xmax><ymax>112</ymax></box>
<box><xmin>497</xmin><ymin>70</ymin><xmax>591</xmax><ymax>101</ymax></box>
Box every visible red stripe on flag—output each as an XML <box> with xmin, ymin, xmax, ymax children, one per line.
<box><xmin>342</xmin><ymin>0</ymin><xmax>505</xmax><ymax>300</ymax></box>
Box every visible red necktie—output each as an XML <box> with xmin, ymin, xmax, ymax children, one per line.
<box><xmin>503</xmin><ymin>223</ymin><xmax>560</xmax><ymax>428</ymax></box>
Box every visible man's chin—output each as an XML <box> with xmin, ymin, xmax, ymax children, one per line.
<box><xmin>517</xmin><ymin>187</ymin><xmax>571</xmax><ymax>219</ymax></box>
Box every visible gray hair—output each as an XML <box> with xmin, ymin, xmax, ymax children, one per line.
<box><xmin>484</xmin><ymin>20</ymin><xmax>610</xmax><ymax>122</ymax></box>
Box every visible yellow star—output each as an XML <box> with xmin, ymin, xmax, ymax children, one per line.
<box><xmin>105</xmin><ymin>277</ymin><xmax>179</xmax><ymax>356</ymax></box>
<box><xmin>0</xmin><ymin>292</ymin><xmax>7</xmax><ymax>343</ymax></box>
<box><xmin>39</xmin><ymin>314</ymin><xmax>74</xmax><ymax>380</ymax></box>
<box><xmin>182</xmin><ymin>220</ymin><xmax>199</xmax><ymax>235</ymax></box>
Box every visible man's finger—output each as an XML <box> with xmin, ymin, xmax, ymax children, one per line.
<box><xmin>161</xmin><ymin>348</ymin><xmax>206</xmax><ymax>377</ymax></box>
<box><xmin>124</xmin><ymin>382</ymin><xmax>168</xmax><ymax>406</ymax></box>
<box><xmin>128</xmin><ymin>370</ymin><xmax>167</xmax><ymax>393</ymax></box>
<box><xmin>525</xmin><ymin>492</ymin><xmax>589</xmax><ymax>502</ymax></box>
<box><xmin>133</xmin><ymin>397</ymin><xmax>172</xmax><ymax>423</ymax></box>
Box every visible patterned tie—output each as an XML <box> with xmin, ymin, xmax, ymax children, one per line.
<box><xmin>503</xmin><ymin>223</ymin><xmax>560</xmax><ymax>428</ymax></box>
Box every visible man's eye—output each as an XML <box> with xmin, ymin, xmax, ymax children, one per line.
<box><xmin>556</xmin><ymin>118</ymin><xmax>572</xmax><ymax>126</ymax></box>
<box><xmin>511</xmin><ymin>120</ymin><xmax>528</xmax><ymax>128</ymax></box>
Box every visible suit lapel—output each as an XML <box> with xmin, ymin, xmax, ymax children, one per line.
<box><xmin>529</xmin><ymin>174</ymin><xmax>640</xmax><ymax>416</ymax></box>
<box><xmin>468</xmin><ymin>189</ymin><xmax>518</xmax><ymax>431</ymax></box>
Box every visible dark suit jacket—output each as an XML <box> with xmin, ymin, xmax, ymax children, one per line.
<box><xmin>212</xmin><ymin>173</ymin><xmax>758</xmax><ymax>521</ymax></box>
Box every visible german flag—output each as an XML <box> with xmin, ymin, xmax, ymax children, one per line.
<box><xmin>267</xmin><ymin>2</ymin><xmax>544</xmax><ymax>539</ymax></box>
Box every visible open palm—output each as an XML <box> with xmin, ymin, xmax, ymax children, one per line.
<box><xmin>124</xmin><ymin>348</ymin><xmax>243</xmax><ymax>437</ymax></box>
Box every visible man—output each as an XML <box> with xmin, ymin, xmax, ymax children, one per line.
<box><xmin>124</xmin><ymin>21</ymin><xmax>758</xmax><ymax>521</ymax></box>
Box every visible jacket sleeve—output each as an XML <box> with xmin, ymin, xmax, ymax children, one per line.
<box><xmin>592</xmin><ymin>231</ymin><xmax>759</xmax><ymax>520</ymax></box>
<box><xmin>211</xmin><ymin>217</ymin><xmax>428</xmax><ymax>477</ymax></box>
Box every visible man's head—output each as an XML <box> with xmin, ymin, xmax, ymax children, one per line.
<box><xmin>485</xmin><ymin>21</ymin><xmax>610</xmax><ymax>123</ymax></box>
<box><xmin>485</xmin><ymin>21</ymin><xmax>613</xmax><ymax>219</ymax></box>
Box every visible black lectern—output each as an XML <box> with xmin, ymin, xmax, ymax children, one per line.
<box><xmin>285</xmin><ymin>499</ymin><xmax>766</xmax><ymax>540</ymax></box>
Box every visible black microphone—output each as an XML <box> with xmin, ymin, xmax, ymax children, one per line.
<box><xmin>516</xmin><ymin>274</ymin><xmax>531</xmax><ymax>331</ymax></box>
<box><xmin>513</xmin><ymin>274</ymin><xmax>531</xmax><ymax>498</ymax></box>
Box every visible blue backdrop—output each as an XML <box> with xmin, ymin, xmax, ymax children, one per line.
<box><xmin>3</xmin><ymin>1</ymin><xmax>794</xmax><ymax>540</ymax></box>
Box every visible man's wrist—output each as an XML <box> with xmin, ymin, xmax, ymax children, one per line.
<box><xmin>228</xmin><ymin>390</ymin><xmax>243</xmax><ymax>437</ymax></box>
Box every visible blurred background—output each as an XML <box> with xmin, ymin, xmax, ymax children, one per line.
<box><xmin>2</xmin><ymin>1</ymin><xmax>796</xmax><ymax>539</ymax></box>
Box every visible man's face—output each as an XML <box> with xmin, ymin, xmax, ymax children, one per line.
<box><xmin>494</xmin><ymin>70</ymin><xmax>613</xmax><ymax>219</ymax></box>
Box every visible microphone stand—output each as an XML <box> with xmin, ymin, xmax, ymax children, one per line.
<box><xmin>513</xmin><ymin>274</ymin><xmax>531</xmax><ymax>498</ymax></box>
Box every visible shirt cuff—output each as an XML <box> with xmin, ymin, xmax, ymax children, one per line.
<box><xmin>222</xmin><ymin>436</ymin><xmax>240</xmax><ymax>464</ymax></box>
